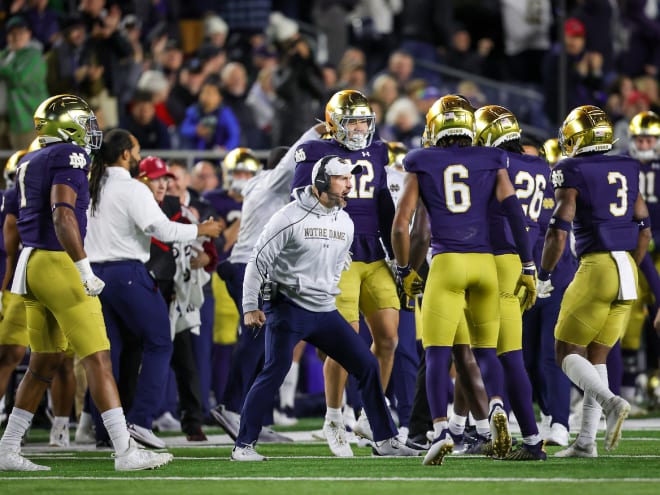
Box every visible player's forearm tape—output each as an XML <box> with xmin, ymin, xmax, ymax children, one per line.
<box><xmin>501</xmin><ymin>195</ymin><xmax>533</xmax><ymax>263</ymax></box>
<box><xmin>74</xmin><ymin>258</ymin><xmax>94</xmax><ymax>279</ymax></box>
<box><xmin>636</xmin><ymin>216</ymin><xmax>651</xmax><ymax>230</ymax></box>
<box><xmin>51</xmin><ymin>202</ymin><xmax>75</xmax><ymax>213</ymax></box>
<box><xmin>548</xmin><ymin>216</ymin><xmax>572</xmax><ymax>232</ymax></box>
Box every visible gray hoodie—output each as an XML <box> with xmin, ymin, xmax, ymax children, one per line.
<box><xmin>243</xmin><ymin>185</ymin><xmax>354</xmax><ymax>313</ymax></box>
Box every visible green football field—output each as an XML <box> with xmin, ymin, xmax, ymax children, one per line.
<box><xmin>1</xmin><ymin>418</ymin><xmax>659</xmax><ymax>495</ymax></box>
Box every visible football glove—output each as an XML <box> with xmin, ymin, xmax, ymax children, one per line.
<box><xmin>515</xmin><ymin>263</ymin><xmax>537</xmax><ymax>311</ymax></box>
<box><xmin>536</xmin><ymin>279</ymin><xmax>554</xmax><ymax>299</ymax></box>
<box><xmin>75</xmin><ymin>258</ymin><xmax>105</xmax><ymax>296</ymax></box>
<box><xmin>395</xmin><ymin>264</ymin><xmax>424</xmax><ymax>298</ymax></box>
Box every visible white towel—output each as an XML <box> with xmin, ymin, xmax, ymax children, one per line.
<box><xmin>610</xmin><ymin>251</ymin><xmax>637</xmax><ymax>301</ymax></box>
<box><xmin>10</xmin><ymin>247</ymin><xmax>34</xmax><ymax>295</ymax></box>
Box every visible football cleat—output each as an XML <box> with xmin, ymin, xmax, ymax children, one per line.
<box><xmin>49</xmin><ymin>421</ymin><xmax>70</xmax><ymax>447</ymax></box>
<box><xmin>127</xmin><ymin>423</ymin><xmax>166</xmax><ymax>449</ymax></box>
<box><xmin>0</xmin><ymin>450</ymin><xmax>50</xmax><ymax>471</ymax></box>
<box><xmin>323</xmin><ymin>420</ymin><xmax>353</xmax><ymax>457</ymax></box>
<box><xmin>372</xmin><ymin>437</ymin><xmax>420</xmax><ymax>457</ymax></box>
<box><xmin>463</xmin><ymin>433</ymin><xmax>494</xmax><ymax>456</ymax></box>
<box><xmin>231</xmin><ymin>443</ymin><xmax>266</xmax><ymax>461</ymax></box>
<box><xmin>489</xmin><ymin>404</ymin><xmax>512</xmax><ymax>459</ymax></box>
<box><xmin>544</xmin><ymin>422</ymin><xmax>570</xmax><ymax>447</ymax></box>
<box><xmin>422</xmin><ymin>431</ymin><xmax>454</xmax><ymax>466</ymax></box>
<box><xmin>152</xmin><ymin>412</ymin><xmax>181</xmax><ymax>433</ymax></box>
<box><xmin>210</xmin><ymin>404</ymin><xmax>240</xmax><ymax>440</ymax></box>
<box><xmin>75</xmin><ymin>411</ymin><xmax>96</xmax><ymax>444</ymax></box>
<box><xmin>503</xmin><ymin>441</ymin><xmax>547</xmax><ymax>461</ymax></box>
<box><xmin>114</xmin><ymin>438</ymin><xmax>173</xmax><ymax>471</ymax></box>
<box><xmin>604</xmin><ymin>396</ymin><xmax>630</xmax><ymax>451</ymax></box>
<box><xmin>554</xmin><ymin>439</ymin><xmax>597</xmax><ymax>458</ymax></box>
<box><xmin>352</xmin><ymin>411</ymin><xmax>374</xmax><ymax>441</ymax></box>
<box><xmin>257</xmin><ymin>426</ymin><xmax>293</xmax><ymax>443</ymax></box>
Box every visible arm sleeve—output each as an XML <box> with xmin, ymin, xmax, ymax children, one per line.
<box><xmin>132</xmin><ymin>185</ymin><xmax>198</xmax><ymax>242</ymax></box>
<box><xmin>501</xmin><ymin>194</ymin><xmax>534</xmax><ymax>264</ymax></box>
<box><xmin>243</xmin><ymin>211</ymin><xmax>293</xmax><ymax>312</ymax></box>
<box><xmin>270</xmin><ymin>128</ymin><xmax>322</xmax><ymax>194</ymax></box>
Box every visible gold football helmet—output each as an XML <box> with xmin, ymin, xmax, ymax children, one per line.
<box><xmin>386</xmin><ymin>141</ymin><xmax>408</xmax><ymax>170</ymax></box>
<box><xmin>325</xmin><ymin>90</ymin><xmax>376</xmax><ymax>150</ymax></box>
<box><xmin>628</xmin><ymin>111</ymin><xmax>660</xmax><ymax>161</ymax></box>
<box><xmin>559</xmin><ymin>105</ymin><xmax>613</xmax><ymax>157</ymax></box>
<box><xmin>474</xmin><ymin>105</ymin><xmax>521</xmax><ymax>147</ymax></box>
<box><xmin>540</xmin><ymin>138</ymin><xmax>563</xmax><ymax>165</ymax></box>
<box><xmin>425</xmin><ymin>95</ymin><xmax>475</xmax><ymax>146</ymax></box>
<box><xmin>4</xmin><ymin>149</ymin><xmax>28</xmax><ymax>188</ymax></box>
<box><xmin>223</xmin><ymin>147</ymin><xmax>261</xmax><ymax>193</ymax></box>
<box><xmin>34</xmin><ymin>94</ymin><xmax>102</xmax><ymax>153</ymax></box>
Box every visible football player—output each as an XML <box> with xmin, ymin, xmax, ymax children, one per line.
<box><xmin>393</xmin><ymin>95</ymin><xmax>537</xmax><ymax>466</ymax></box>
<box><xmin>0</xmin><ymin>95</ymin><xmax>172</xmax><ymax>471</ymax></box>
<box><xmin>540</xmin><ymin>105</ymin><xmax>649</xmax><ymax>457</ymax></box>
<box><xmin>470</xmin><ymin>105</ymin><xmax>550</xmax><ymax>460</ymax></box>
<box><xmin>290</xmin><ymin>90</ymin><xmax>400</xmax><ymax>456</ymax></box>
<box><xmin>522</xmin><ymin>138</ymin><xmax>576</xmax><ymax>448</ymax></box>
<box><xmin>615</xmin><ymin>111</ymin><xmax>660</xmax><ymax>412</ymax></box>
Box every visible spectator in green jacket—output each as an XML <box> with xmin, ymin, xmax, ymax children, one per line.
<box><xmin>0</xmin><ymin>16</ymin><xmax>48</xmax><ymax>150</ymax></box>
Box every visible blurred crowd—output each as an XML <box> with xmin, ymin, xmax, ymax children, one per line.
<box><xmin>2</xmin><ymin>1</ymin><xmax>660</xmax><ymax>158</ymax></box>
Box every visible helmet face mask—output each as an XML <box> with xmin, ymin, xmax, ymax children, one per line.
<box><xmin>425</xmin><ymin>95</ymin><xmax>475</xmax><ymax>146</ymax></box>
<box><xmin>223</xmin><ymin>147</ymin><xmax>261</xmax><ymax>193</ymax></box>
<box><xmin>628</xmin><ymin>111</ymin><xmax>660</xmax><ymax>161</ymax></box>
<box><xmin>559</xmin><ymin>105</ymin><xmax>613</xmax><ymax>157</ymax></box>
<box><xmin>34</xmin><ymin>94</ymin><xmax>102</xmax><ymax>154</ymax></box>
<box><xmin>474</xmin><ymin>105</ymin><xmax>521</xmax><ymax>147</ymax></box>
<box><xmin>325</xmin><ymin>90</ymin><xmax>376</xmax><ymax>151</ymax></box>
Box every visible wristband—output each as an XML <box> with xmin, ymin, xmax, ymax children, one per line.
<box><xmin>548</xmin><ymin>216</ymin><xmax>572</xmax><ymax>232</ymax></box>
<box><xmin>396</xmin><ymin>264</ymin><xmax>412</xmax><ymax>277</ymax></box>
<box><xmin>74</xmin><ymin>258</ymin><xmax>94</xmax><ymax>279</ymax></box>
<box><xmin>522</xmin><ymin>263</ymin><xmax>536</xmax><ymax>276</ymax></box>
<box><xmin>538</xmin><ymin>268</ymin><xmax>552</xmax><ymax>281</ymax></box>
<box><xmin>636</xmin><ymin>216</ymin><xmax>651</xmax><ymax>230</ymax></box>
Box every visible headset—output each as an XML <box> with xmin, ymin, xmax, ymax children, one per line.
<box><xmin>313</xmin><ymin>155</ymin><xmax>339</xmax><ymax>193</ymax></box>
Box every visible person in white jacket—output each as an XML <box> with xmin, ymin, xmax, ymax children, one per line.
<box><xmin>231</xmin><ymin>155</ymin><xmax>419</xmax><ymax>461</ymax></box>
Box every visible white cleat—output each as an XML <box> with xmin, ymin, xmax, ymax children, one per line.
<box><xmin>231</xmin><ymin>444</ymin><xmax>266</xmax><ymax>461</ymax></box>
<box><xmin>604</xmin><ymin>396</ymin><xmax>631</xmax><ymax>451</ymax></box>
<box><xmin>114</xmin><ymin>439</ymin><xmax>173</xmax><ymax>471</ymax></box>
<box><xmin>423</xmin><ymin>434</ymin><xmax>454</xmax><ymax>466</ymax></box>
<box><xmin>75</xmin><ymin>412</ymin><xmax>96</xmax><ymax>445</ymax></box>
<box><xmin>152</xmin><ymin>412</ymin><xmax>182</xmax><ymax>433</ymax></box>
<box><xmin>49</xmin><ymin>422</ymin><xmax>70</xmax><ymax>447</ymax></box>
<box><xmin>372</xmin><ymin>436</ymin><xmax>420</xmax><ymax>457</ymax></box>
<box><xmin>323</xmin><ymin>420</ymin><xmax>353</xmax><ymax>457</ymax></box>
<box><xmin>544</xmin><ymin>422</ymin><xmax>570</xmax><ymax>447</ymax></box>
<box><xmin>554</xmin><ymin>440</ymin><xmax>597</xmax><ymax>458</ymax></box>
<box><xmin>272</xmin><ymin>409</ymin><xmax>298</xmax><ymax>427</ymax></box>
<box><xmin>0</xmin><ymin>450</ymin><xmax>51</xmax><ymax>471</ymax></box>
<box><xmin>352</xmin><ymin>411</ymin><xmax>374</xmax><ymax>441</ymax></box>
<box><xmin>127</xmin><ymin>423</ymin><xmax>166</xmax><ymax>449</ymax></box>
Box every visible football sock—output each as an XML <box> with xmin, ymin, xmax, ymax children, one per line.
<box><xmin>475</xmin><ymin>419</ymin><xmax>490</xmax><ymax>438</ymax></box>
<box><xmin>577</xmin><ymin>364</ymin><xmax>608</xmax><ymax>447</ymax></box>
<box><xmin>325</xmin><ymin>407</ymin><xmax>343</xmax><ymax>423</ymax></box>
<box><xmin>433</xmin><ymin>420</ymin><xmax>449</xmax><ymax>439</ymax></box>
<box><xmin>53</xmin><ymin>416</ymin><xmax>69</xmax><ymax>430</ymax></box>
<box><xmin>279</xmin><ymin>362</ymin><xmax>299</xmax><ymax>410</ymax></box>
<box><xmin>0</xmin><ymin>407</ymin><xmax>33</xmax><ymax>452</ymax></box>
<box><xmin>101</xmin><ymin>407</ymin><xmax>130</xmax><ymax>453</ymax></box>
<box><xmin>562</xmin><ymin>354</ymin><xmax>614</xmax><ymax>406</ymax></box>
<box><xmin>448</xmin><ymin>414</ymin><xmax>467</xmax><ymax>437</ymax></box>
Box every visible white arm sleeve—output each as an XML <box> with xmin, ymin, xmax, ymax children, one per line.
<box><xmin>131</xmin><ymin>183</ymin><xmax>198</xmax><ymax>242</ymax></box>
<box><xmin>269</xmin><ymin>126</ymin><xmax>322</xmax><ymax>195</ymax></box>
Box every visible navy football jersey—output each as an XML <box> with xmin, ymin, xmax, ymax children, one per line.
<box><xmin>16</xmin><ymin>143</ymin><xmax>90</xmax><ymax>250</ymax></box>
<box><xmin>404</xmin><ymin>145</ymin><xmax>507</xmax><ymax>255</ymax></box>
<box><xmin>203</xmin><ymin>188</ymin><xmax>243</xmax><ymax>262</ymax></box>
<box><xmin>291</xmin><ymin>138</ymin><xmax>393</xmax><ymax>262</ymax></box>
<box><xmin>490</xmin><ymin>152</ymin><xmax>550</xmax><ymax>255</ymax></box>
<box><xmin>637</xmin><ymin>156</ymin><xmax>660</xmax><ymax>246</ymax></box>
<box><xmin>551</xmin><ymin>154</ymin><xmax>640</xmax><ymax>256</ymax></box>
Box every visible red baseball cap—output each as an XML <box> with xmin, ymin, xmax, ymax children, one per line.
<box><xmin>565</xmin><ymin>18</ymin><xmax>586</xmax><ymax>38</ymax></box>
<box><xmin>138</xmin><ymin>156</ymin><xmax>174</xmax><ymax>180</ymax></box>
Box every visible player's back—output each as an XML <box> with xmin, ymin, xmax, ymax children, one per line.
<box><xmin>17</xmin><ymin>143</ymin><xmax>90</xmax><ymax>250</ymax></box>
<box><xmin>404</xmin><ymin>145</ymin><xmax>507</xmax><ymax>255</ymax></box>
<box><xmin>489</xmin><ymin>152</ymin><xmax>550</xmax><ymax>255</ymax></box>
<box><xmin>552</xmin><ymin>153</ymin><xmax>640</xmax><ymax>256</ymax></box>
